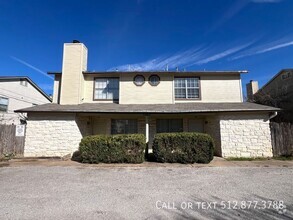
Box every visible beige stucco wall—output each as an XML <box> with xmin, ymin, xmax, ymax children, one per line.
<box><xmin>219</xmin><ymin>113</ymin><xmax>273</xmax><ymax>158</ymax></box>
<box><xmin>0</xmin><ymin>80</ymin><xmax>50</xmax><ymax>125</ymax></box>
<box><xmin>60</xmin><ymin>43</ymin><xmax>87</xmax><ymax>105</ymax></box>
<box><xmin>52</xmin><ymin>75</ymin><xmax>61</xmax><ymax>104</ymax></box>
<box><xmin>119</xmin><ymin>73</ymin><xmax>174</xmax><ymax>104</ymax></box>
<box><xmin>76</xmin><ymin>73</ymin><xmax>243</xmax><ymax>104</ymax></box>
<box><xmin>199</xmin><ymin>74</ymin><xmax>242</xmax><ymax>103</ymax></box>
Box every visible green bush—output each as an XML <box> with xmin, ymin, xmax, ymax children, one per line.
<box><xmin>152</xmin><ymin>132</ymin><xmax>214</xmax><ymax>164</ymax></box>
<box><xmin>79</xmin><ymin>134</ymin><xmax>146</xmax><ymax>163</ymax></box>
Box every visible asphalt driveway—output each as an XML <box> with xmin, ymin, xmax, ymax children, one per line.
<box><xmin>0</xmin><ymin>162</ymin><xmax>292</xmax><ymax>220</ymax></box>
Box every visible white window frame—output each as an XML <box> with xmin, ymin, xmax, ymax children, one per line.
<box><xmin>94</xmin><ymin>78</ymin><xmax>119</xmax><ymax>100</ymax></box>
<box><xmin>174</xmin><ymin>77</ymin><xmax>200</xmax><ymax>99</ymax></box>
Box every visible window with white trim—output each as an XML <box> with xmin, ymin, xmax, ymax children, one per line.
<box><xmin>0</xmin><ymin>97</ymin><xmax>8</xmax><ymax>112</ymax></box>
<box><xmin>94</xmin><ymin>78</ymin><xmax>119</xmax><ymax>100</ymax></box>
<box><xmin>174</xmin><ymin>77</ymin><xmax>200</xmax><ymax>99</ymax></box>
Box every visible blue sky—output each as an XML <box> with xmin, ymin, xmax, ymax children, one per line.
<box><xmin>0</xmin><ymin>0</ymin><xmax>292</xmax><ymax>96</ymax></box>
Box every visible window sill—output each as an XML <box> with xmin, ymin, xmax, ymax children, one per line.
<box><xmin>175</xmin><ymin>98</ymin><xmax>201</xmax><ymax>100</ymax></box>
<box><xmin>93</xmin><ymin>99</ymin><xmax>119</xmax><ymax>101</ymax></box>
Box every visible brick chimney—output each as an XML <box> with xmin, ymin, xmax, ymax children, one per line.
<box><xmin>246</xmin><ymin>80</ymin><xmax>259</xmax><ymax>101</ymax></box>
<box><xmin>60</xmin><ymin>41</ymin><xmax>88</xmax><ymax>105</ymax></box>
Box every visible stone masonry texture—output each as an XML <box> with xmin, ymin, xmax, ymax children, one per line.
<box><xmin>219</xmin><ymin>113</ymin><xmax>273</xmax><ymax>158</ymax></box>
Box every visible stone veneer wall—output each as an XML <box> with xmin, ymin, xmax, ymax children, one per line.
<box><xmin>24</xmin><ymin>113</ymin><xmax>86</xmax><ymax>157</ymax></box>
<box><xmin>219</xmin><ymin>113</ymin><xmax>273</xmax><ymax>158</ymax></box>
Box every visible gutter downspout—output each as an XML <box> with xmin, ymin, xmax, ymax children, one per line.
<box><xmin>269</xmin><ymin>111</ymin><xmax>278</xmax><ymax>120</ymax></box>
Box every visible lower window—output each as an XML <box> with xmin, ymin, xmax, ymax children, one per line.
<box><xmin>111</xmin><ymin>119</ymin><xmax>138</xmax><ymax>134</ymax></box>
<box><xmin>156</xmin><ymin>119</ymin><xmax>183</xmax><ymax>133</ymax></box>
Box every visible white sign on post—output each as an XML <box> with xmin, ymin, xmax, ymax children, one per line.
<box><xmin>15</xmin><ymin>125</ymin><xmax>25</xmax><ymax>137</ymax></box>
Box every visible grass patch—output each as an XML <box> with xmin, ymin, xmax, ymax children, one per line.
<box><xmin>273</xmin><ymin>156</ymin><xmax>293</xmax><ymax>161</ymax></box>
<box><xmin>226</xmin><ymin>157</ymin><xmax>269</xmax><ymax>161</ymax></box>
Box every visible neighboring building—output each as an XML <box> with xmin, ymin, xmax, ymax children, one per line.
<box><xmin>247</xmin><ymin>69</ymin><xmax>293</xmax><ymax>121</ymax></box>
<box><xmin>16</xmin><ymin>42</ymin><xmax>279</xmax><ymax>158</ymax></box>
<box><xmin>0</xmin><ymin>76</ymin><xmax>51</xmax><ymax>124</ymax></box>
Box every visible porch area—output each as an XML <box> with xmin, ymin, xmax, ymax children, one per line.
<box><xmin>75</xmin><ymin>113</ymin><xmax>221</xmax><ymax>154</ymax></box>
<box><xmin>19</xmin><ymin>102</ymin><xmax>278</xmax><ymax>158</ymax></box>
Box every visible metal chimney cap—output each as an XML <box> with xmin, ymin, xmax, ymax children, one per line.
<box><xmin>72</xmin><ymin>40</ymin><xmax>80</xmax><ymax>43</ymax></box>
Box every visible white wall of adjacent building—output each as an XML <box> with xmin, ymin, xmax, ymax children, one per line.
<box><xmin>0</xmin><ymin>79</ymin><xmax>51</xmax><ymax>124</ymax></box>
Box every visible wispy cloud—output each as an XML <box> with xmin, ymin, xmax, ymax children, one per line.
<box><xmin>231</xmin><ymin>38</ymin><xmax>293</xmax><ymax>60</ymax></box>
<box><xmin>109</xmin><ymin>46</ymin><xmax>209</xmax><ymax>71</ymax></box>
<box><xmin>10</xmin><ymin>56</ymin><xmax>53</xmax><ymax>80</ymax></box>
<box><xmin>207</xmin><ymin>0</ymin><xmax>250</xmax><ymax>33</ymax></box>
<box><xmin>207</xmin><ymin>0</ymin><xmax>282</xmax><ymax>33</ymax></box>
<box><xmin>257</xmin><ymin>41</ymin><xmax>293</xmax><ymax>53</ymax></box>
<box><xmin>195</xmin><ymin>42</ymin><xmax>253</xmax><ymax>65</ymax></box>
<box><xmin>109</xmin><ymin>41</ymin><xmax>254</xmax><ymax>71</ymax></box>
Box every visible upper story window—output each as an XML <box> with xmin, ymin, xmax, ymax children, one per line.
<box><xmin>0</xmin><ymin>97</ymin><xmax>9</xmax><ymax>112</ymax></box>
<box><xmin>174</xmin><ymin>77</ymin><xmax>200</xmax><ymax>99</ymax></box>
<box><xmin>94</xmin><ymin>78</ymin><xmax>119</xmax><ymax>100</ymax></box>
<box><xmin>133</xmin><ymin>75</ymin><xmax>145</xmax><ymax>86</ymax></box>
<box><xmin>149</xmin><ymin>75</ymin><xmax>160</xmax><ymax>86</ymax></box>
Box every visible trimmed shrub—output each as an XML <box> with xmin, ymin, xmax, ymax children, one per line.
<box><xmin>152</xmin><ymin>132</ymin><xmax>214</xmax><ymax>164</ymax></box>
<box><xmin>79</xmin><ymin>134</ymin><xmax>146</xmax><ymax>163</ymax></box>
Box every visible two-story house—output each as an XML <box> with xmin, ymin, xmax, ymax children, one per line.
<box><xmin>16</xmin><ymin>42</ymin><xmax>279</xmax><ymax>158</ymax></box>
<box><xmin>0</xmin><ymin>76</ymin><xmax>51</xmax><ymax>124</ymax></box>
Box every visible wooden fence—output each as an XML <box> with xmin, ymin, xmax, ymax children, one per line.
<box><xmin>270</xmin><ymin>122</ymin><xmax>293</xmax><ymax>156</ymax></box>
<box><xmin>0</xmin><ymin>124</ymin><xmax>25</xmax><ymax>157</ymax></box>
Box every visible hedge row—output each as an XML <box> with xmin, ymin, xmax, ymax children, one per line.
<box><xmin>79</xmin><ymin>134</ymin><xmax>145</xmax><ymax>163</ymax></box>
<box><xmin>153</xmin><ymin>132</ymin><xmax>214</xmax><ymax>164</ymax></box>
<box><xmin>77</xmin><ymin>132</ymin><xmax>214</xmax><ymax>164</ymax></box>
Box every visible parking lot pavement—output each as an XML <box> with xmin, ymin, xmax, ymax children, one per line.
<box><xmin>0</xmin><ymin>164</ymin><xmax>292</xmax><ymax>220</ymax></box>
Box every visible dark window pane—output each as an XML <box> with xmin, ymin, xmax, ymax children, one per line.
<box><xmin>169</xmin><ymin>119</ymin><xmax>183</xmax><ymax>132</ymax></box>
<box><xmin>175</xmin><ymin>88</ymin><xmax>186</xmax><ymax>98</ymax></box>
<box><xmin>111</xmin><ymin>119</ymin><xmax>138</xmax><ymax>134</ymax></box>
<box><xmin>156</xmin><ymin>119</ymin><xmax>169</xmax><ymax>133</ymax></box>
<box><xmin>174</xmin><ymin>78</ymin><xmax>185</xmax><ymax>88</ymax></box>
<box><xmin>0</xmin><ymin>104</ymin><xmax>8</xmax><ymax>112</ymax></box>
<box><xmin>149</xmin><ymin>75</ymin><xmax>160</xmax><ymax>86</ymax></box>
<box><xmin>187</xmin><ymin>88</ymin><xmax>199</xmax><ymax>98</ymax></box>
<box><xmin>156</xmin><ymin>119</ymin><xmax>183</xmax><ymax>133</ymax></box>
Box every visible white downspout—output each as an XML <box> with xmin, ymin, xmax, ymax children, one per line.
<box><xmin>145</xmin><ymin>115</ymin><xmax>149</xmax><ymax>143</ymax></box>
<box><xmin>269</xmin><ymin>111</ymin><xmax>278</xmax><ymax>120</ymax></box>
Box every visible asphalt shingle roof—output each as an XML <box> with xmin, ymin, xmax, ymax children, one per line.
<box><xmin>15</xmin><ymin>102</ymin><xmax>280</xmax><ymax>114</ymax></box>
